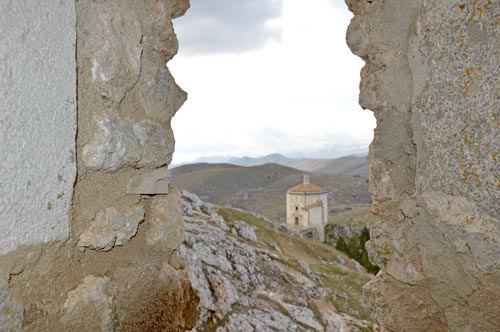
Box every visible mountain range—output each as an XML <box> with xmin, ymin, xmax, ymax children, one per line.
<box><xmin>173</xmin><ymin>153</ymin><xmax>368</xmax><ymax>176</ymax></box>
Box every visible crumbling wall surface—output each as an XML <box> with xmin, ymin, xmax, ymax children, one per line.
<box><xmin>0</xmin><ymin>0</ymin><xmax>199</xmax><ymax>331</ymax></box>
<box><xmin>346</xmin><ymin>0</ymin><xmax>499</xmax><ymax>331</ymax></box>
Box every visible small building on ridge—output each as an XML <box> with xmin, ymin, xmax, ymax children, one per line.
<box><xmin>286</xmin><ymin>175</ymin><xmax>328</xmax><ymax>241</ymax></box>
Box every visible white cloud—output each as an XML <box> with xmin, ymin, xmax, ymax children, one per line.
<box><xmin>170</xmin><ymin>0</ymin><xmax>375</xmax><ymax>163</ymax></box>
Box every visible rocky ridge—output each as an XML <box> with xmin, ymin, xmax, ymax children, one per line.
<box><xmin>178</xmin><ymin>191</ymin><xmax>372</xmax><ymax>332</ymax></box>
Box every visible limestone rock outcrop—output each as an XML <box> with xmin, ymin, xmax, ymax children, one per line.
<box><xmin>179</xmin><ymin>191</ymin><xmax>373</xmax><ymax>332</ymax></box>
<box><xmin>346</xmin><ymin>0</ymin><xmax>500</xmax><ymax>331</ymax></box>
<box><xmin>231</xmin><ymin>220</ymin><xmax>259</xmax><ymax>242</ymax></box>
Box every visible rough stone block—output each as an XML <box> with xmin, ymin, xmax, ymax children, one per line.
<box><xmin>140</xmin><ymin>64</ymin><xmax>187</xmax><ymax>120</ymax></box>
<box><xmin>91</xmin><ymin>6</ymin><xmax>143</xmax><ymax>103</ymax></box>
<box><xmin>61</xmin><ymin>275</ymin><xmax>113</xmax><ymax>332</ymax></box>
<box><xmin>127</xmin><ymin>168</ymin><xmax>171</xmax><ymax>195</ymax></box>
<box><xmin>145</xmin><ymin>191</ymin><xmax>184</xmax><ymax>252</ymax></box>
<box><xmin>77</xmin><ymin>205</ymin><xmax>145</xmax><ymax>251</ymax></box>
<box><xmin>82</xmin><ymin>112</ymin><xmax>171</xmax><ymax>171</ymax></box>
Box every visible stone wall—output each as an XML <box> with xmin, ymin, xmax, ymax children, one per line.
<box><xmin>0</xmin><ymin>0</ymin><xmax>76</xmax><ymax>257</ymax></box>
<box><xmin>0</xmin><ymin>1</ymin><xmax>198</xmax><ymax>331</ymax></box>
<box><xmin>346</xmin><ymin>0</ymin><xmax>499</xmax><ymax>331</ymax></box>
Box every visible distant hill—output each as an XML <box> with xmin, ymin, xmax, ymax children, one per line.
<box><xmin>171</xmin><ymin>163</ymin><xmax>370</xmax><ymax>222</ymax></box>
<box><xmin>290</xmin><ymin>155</ymin><xmax>368</xmax><ymax>176</ymax></box>
<box><xmin>173</xmin><ymin>153</ymin><xmax>368</xmax><ymax>176</ymax></box>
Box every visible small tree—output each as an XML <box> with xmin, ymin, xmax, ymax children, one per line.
<box><xmin>335</xmin><ymin>236</ymin><xmax>348</xmax><ymax>253</ymax></box>
<box><xmin>335</xmin><ymin>229</ymin><xmax>380</xmax><ymax>274</ymax></box>
<box><xmin>360</xmin><ymin>227</ymin><xmax>370</xmax><ymax>247</ymax></box>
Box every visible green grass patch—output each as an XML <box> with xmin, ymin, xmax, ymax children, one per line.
<box><xmin>311</xmin><ymin>264</ymin><xmax>348</xmax><ymax>276</ymax></box>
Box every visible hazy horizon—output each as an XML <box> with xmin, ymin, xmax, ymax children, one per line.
<box><xmin>171</xmin><ymin>147</ymin><xmax>369</xmax><ymax>167</ymax></box>
<box><xmin>169</xmin><ymin>0</ymin><xmax>375</xmax><ymax>163</ymax></box>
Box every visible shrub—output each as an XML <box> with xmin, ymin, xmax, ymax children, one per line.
<box><xmin>335</xmin><ymin>227</ymin><xmax>380</xmax><ymax>274</ymax></box>
<box><xmin>347</xmin><ymin>236</ymin><xmax>362</xmax><ymax>261</ymax></box>
<box><xmin>335</xmin><ymin>236</ymin><xmax>348</xmax><ymax>252</ymax></box>
<box><xmin>360</xmin><ymin>249</ymin><xmax>379</xmax><ymax>274</ymax></box>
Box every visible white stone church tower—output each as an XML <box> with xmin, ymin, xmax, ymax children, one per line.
<box><xmin>286</xmin><ymin>175</ymin><xmax>328</xmax><ymax>241</ymax></box>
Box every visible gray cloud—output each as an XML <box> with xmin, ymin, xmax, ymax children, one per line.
<box><xmin>174</xmin><ymin>0</ymin><xmax>283</xmax><ymax>55</ymax></box>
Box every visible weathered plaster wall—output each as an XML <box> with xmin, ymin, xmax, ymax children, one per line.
<box><xmin>0</xmin><ymin>0</ymin><xmax>76</xmax><ymax>256</ymax></box>
<box><xmin>346</xmin><ymin>0</ymin><xmax>499</xmax><ymax>331</ymax></box>
<box><xmin>0</xmin><ymin>1</ymin><xmax>198</xmax><ymax>331</ymax></box>
<box><xmin>286</xmin><ymin>194</ymin><xmax>308</xmax><ymax>227</ymax></box>
<box><xmin>306</xmin><ymin>194</ymin><xmax>328</xmax><ymax>241</ymax></box>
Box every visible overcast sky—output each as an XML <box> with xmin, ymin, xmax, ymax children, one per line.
<box><xmin>169</xmin><ymin>0</ymin><xmax>375</xmax><ymax>163</ymax></box>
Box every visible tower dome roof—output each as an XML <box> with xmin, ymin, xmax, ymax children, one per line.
<box><xmin>287</xmin><ymin>183</ymin><xmax>327</xmax><ymax>194</ymax></box>
<box><xmin>287</xmin><ymin>175</ymin><xmax>327</xmax><ymax>194</ymax></box>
